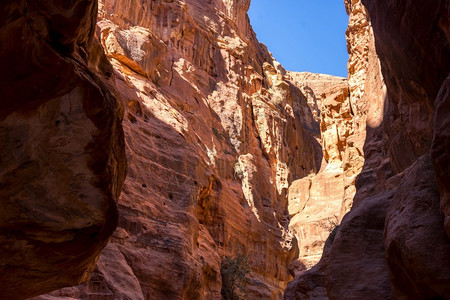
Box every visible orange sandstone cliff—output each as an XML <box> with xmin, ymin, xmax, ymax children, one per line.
<box><xmin>1</xmin><ymin>0</ymin><xmax>449</xmax><ymax>299</ymax></box>
<box><xmin>31</xmin><ymin>0</ymin><xmax>338</xmax><ymax>299</ymax></box>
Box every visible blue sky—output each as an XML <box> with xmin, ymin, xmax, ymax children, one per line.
<box><xmin>248</xmin><ymin>1</ymin><xmax>349</xmax><ymax>77</ymax></box>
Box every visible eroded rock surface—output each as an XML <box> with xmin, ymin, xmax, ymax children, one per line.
<box><xmin>285</xmin><ymin>0</ymin><xmax>450</xmax><ymax>299</ymax></box>
<box><xmin>33</xmin><ymin>0</ymin><xmax>338</xmax><ymax>299</ymax></box>
<box><xmin>287</xmin><ymin>81</ymin><xmax>351</xmax><ymax>271</ymax></box>
<box><xmin>0</xmin><ymin>1</ymin><xmax>126</xmax><ymax>299</ymax></box>
<box><xmin>9</xmin><ymin>0</ymin><xmax>449</xmax><ymax>298</ymax></box>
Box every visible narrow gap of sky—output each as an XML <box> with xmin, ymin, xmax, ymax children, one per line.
<box><xmin>248</xmin><ymin>0</ymin><xmax>349</xmax><ymax>78</ymax></box>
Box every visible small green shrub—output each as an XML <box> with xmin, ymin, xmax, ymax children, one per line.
<box><xmin>221</xmin><ymin>253</ymin><xmax>250</xmax><ymax>300</ymax></box>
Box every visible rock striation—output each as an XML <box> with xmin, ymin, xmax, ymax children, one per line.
<box><xmin>33</xmin><ymin>0</ymin><xmax>343</xmax><ymax>299</ymax></box>
<box><xmin>285</xmin><ymin>75</ymin><xmax>351</xmax><ymax>271</ymax></box>
<box><xmin>0</xmin><ymin>0</ymin><xmax>126</xmax><ymax>299</ymax></box>
<box><xmin>285</xmin><ymin>0</ymin><xmax>450</xmax><ymax>299</ymax></box>
<box><xmin>6</xmin><ymin>0</ymin><xmax>449</xmax><ymax>298</ymax></box>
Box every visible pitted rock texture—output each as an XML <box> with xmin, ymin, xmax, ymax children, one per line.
<box><xmin>33</xmin><ymin>0</ymin><xmax>344</xmax><ymax>299</ymax></box>
<box><xmin>0</xmin><ymin>0</ymin><xmax>126</xmax><ymax>299</ymax></box>
<box><xmin>286</xmin><ymin>80</ymin><xmax>353</xmax><ymax>271</ymax></box>
<box><xmin>285</xmin><ymin>0</ymin><xmax>450</xmax><ymax>299</ymax></box>
<box><xmin>285</xmin><ymin>3</ymin><xmax>380</xmax><ymax>273</ymax></box>
<box><xmin>14</xmin><ymin>0</ymin><xmax>450</xmax><ymax>298</ymax></box>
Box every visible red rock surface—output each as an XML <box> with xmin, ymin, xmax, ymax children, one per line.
<box><xmin>34</xmin><ymin>0</ymin><xmax>337</xmax><ymax>299</ymax></box>
<box><xmin>287</xmin><ymin>81</ymin><xmax>351</xmax><ymax>271</ymax></box>
<box><xmin>6</xmin><ymin>0</ymin><xmax>449</xmax><ymax>298</ymax></box>
<box><xmin>365</xmin><ymin>0</ymin><xmax>450</xmax><ymax>298</ymax></box>
<box><xmin>0</xmin><ymin>0</ymin><xmax>126</xmax><ymax>299</ymax></box>
<box><xmin>433</xmin><ymin>75</ymin><xmax>450</xmax><ymax>238</ymax></box>
<box><xmin>285</xmin><ymin>0</ymin><xmax>450</xmax><ymax>299</ymax></box>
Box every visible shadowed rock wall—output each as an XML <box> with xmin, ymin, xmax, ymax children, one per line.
<box><xmin>285</xmin><ymin>0</ymin><xmax>450</xmax><ymax>299</ymax></box>
<box><xmin>0</xmin><ymin>1</ymin><xmax>126</xmax><ymax>299</ymax></box>
<box><xmin>5</xmin><ymin>0</ymin><xmax>448</xmax><ymax>299</ymax></box>
<box><xmin>33</xmin><ymin>0</ymin><xmax>335</xmax><ymax>299</ymax></box>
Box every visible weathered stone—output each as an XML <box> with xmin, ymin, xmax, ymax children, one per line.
<box><xmin>7</xmin><ymin>0</ymin><xmax>449</xmax><ymax>298</ymax></box>
<box><xmin>0</xmin><ymin>1</ymin><xmax>126</xmax><ymax>299</ymax></box>
<box><xmin>36</xmin><ymin>0</ymin><xmax>325</xmax><ymax>298</ymax></box>
<box><xmin>385</xmin><ymin>155</ymin><xmax>450</xmax><ymax>299</ymax></box>
<box><xmin>285</xmin><ymin>0</ymin><xmax>450</xmax><ymax>298</ymax></box>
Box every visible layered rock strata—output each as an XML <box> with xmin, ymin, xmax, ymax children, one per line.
<box><xmin>281</xmin><ymin>73</ymin><xmax>355</xmax><ymax>271</ymax></box>
<box><xmin>287</xmin><ymin>81</ymin><xmax>352</xmax><ymax>271</ymax></box>
<box><xmin>34</xmin><ymin>0</ymin><xmax>341</xmax><ymax>299</ymax></box>
<box><xmin>285</xmin><ymin>0</ymin><xmax>450</xmax><ymax>299</ymax></box>
<box><xmin>8</xmin><ymin>0</ymin><xmax>449</xmax><ymax>298</ymax></box>
<box><xmin>0</xmin><ymin>0</ymin><xmax>126</xmax><ymax>299</ymax></box>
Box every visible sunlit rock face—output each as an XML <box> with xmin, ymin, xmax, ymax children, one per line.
<box><xmin>32</xmin><ymin>0</ymin><xmax>341</xmax><ymax>299</ymax></box>
<box><xmin>283</xmin><ymin>0</ymin><xmax>384</xmax><ymax>277</ymax></box>
<box><xmin>285</xmin><ymin>0</ymin><xmax>450</xmax><ymax>299</ymax></box>
<box><xmin>284</xmin><ymin>75</ymin><xmax>353</xmax><ymax>271</ymax></box>
<box><xmin>9</xmin><ymin>0</ymin><xmax>449</xmax><ymax>298</ymax></box>
<box><xmin>0</xmin><ymin>0</ymin><xmax>126</xmax><ymax>299</ymax></box>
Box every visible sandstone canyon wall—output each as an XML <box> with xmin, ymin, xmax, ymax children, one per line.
<box><xmin>32</xmin><ymin>0</ymin><xmax>342</xmax><ymax>299</ymax></box>
<box><xmin>3</xmin><ymin>0</ymin><xmax>449</xmax><ymax>299</ymax></box>
<box><xmin>0</xmin><ymin>1</ymin><xmax>126</xmax><ymax>299</ymax></box>
<box><xmin>285</xmin><ymin>0</ymin><xmax>450</xmax><ymax>299</ymax></box>
<box><xmin>286</xmin><ymin>74</ymin><xmax>352</xmax><ymax>271</ymax></box>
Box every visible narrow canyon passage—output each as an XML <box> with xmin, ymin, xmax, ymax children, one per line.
<box><xmin>0</xmin><ymin>0</ymin><xmax>449</xmax><ymax>299</ymax></box>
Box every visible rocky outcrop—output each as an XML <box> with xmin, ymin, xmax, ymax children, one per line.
<box><xmin>8</xmin><ymin>0</ymin><xmax>449</xmax><ymax>298</ymax></box>
<box><xmin>364</xmin><ymin>0</ymin><xmax>450</xmax><ymax>298</ymax></box>
<box><xmin>285</xmin><ymin>0</ymin><xmax>450</xmax><ymax>299</ymax></box>
<box><xmin>0</xmin><ymin>1</ymin><xmax>126</xmax><ymax>299</ymax></box>
<box><xmin>284</xmin><ymin>3</ymin><xmax>384</xmax><ymax>273</ymax></box>
<box><xmin>433</xmin><ymin>74</ymin><xmax>450</xmax><ymax>238</ymax></box>
<box><xmin>32</xmin><ymin>0</ymin><xmax>339</xmax><ymax>299</ymax></box>
<box><xmin>286</xmin><ymin>77</ymin><xmax>351</xmax><ymax>271</ymax></box>
<box><xmin>284</xmin><ymin>2</ymin><xmax>381</xmax><ymax>273</ymax></box>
